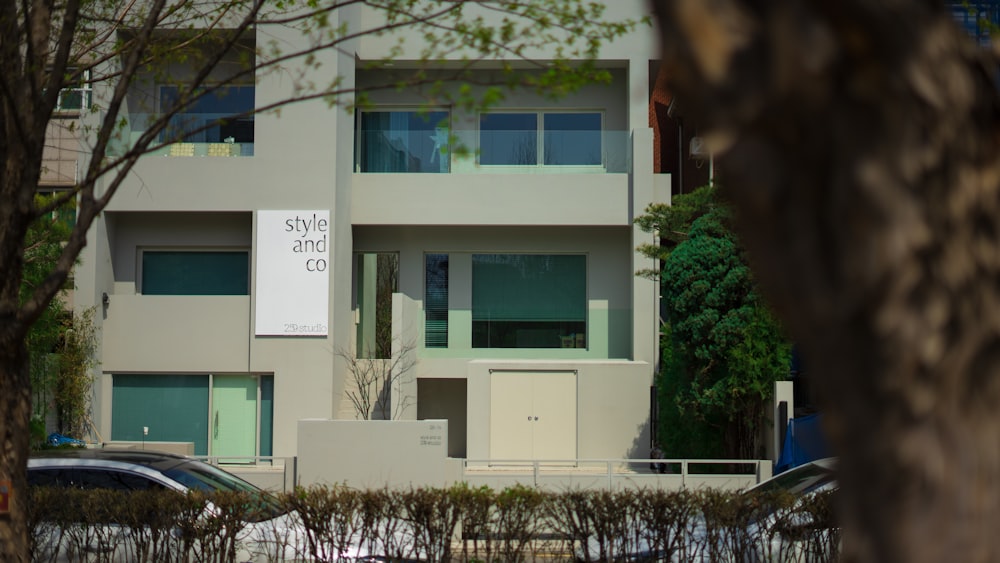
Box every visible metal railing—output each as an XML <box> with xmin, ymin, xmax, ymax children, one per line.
<box><xmin>462</xmin><ymin>458</ymin><xmax>771</xmax><ymax>491</ymax></box>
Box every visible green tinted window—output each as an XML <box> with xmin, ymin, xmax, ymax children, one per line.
<box><xmin>111</xmin><ymin>374</ymin><xmax>210</xmax><ymax>455</ymax></box>
<box><xmin>141</xmin><ymin>251</ymin><xmax>249</xmax><ymax>295</ymax></box>
<box><xmin>472</xmin><ymin>254</ymin><xmax>586</xmax><ymax>348</ymax></box>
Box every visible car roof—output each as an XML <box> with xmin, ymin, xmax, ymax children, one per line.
<box><xmin>30</xmin><ymin>449</ymin><xmax>194</xmax><ymax>473</ymax></box>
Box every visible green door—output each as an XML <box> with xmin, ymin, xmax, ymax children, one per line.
<box><xmin>211</xmin><ymin>375</ymin><xmax>257</xmax><ymax>460</ymax></box>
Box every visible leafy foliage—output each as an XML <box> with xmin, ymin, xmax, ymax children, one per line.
<box><xmin>24</xmin><ymin>197</ymin><xmax>96</xmax><ymax>446</ymax></box>
<box><xmin>637</xmin><ymin>186</ymin><xmax>791</xmax><ymax>459</ymax></box>
<box><xmin>634</xmin><ymin>185</ymin><xmax>718</xmax><ymax>279</ymax></box>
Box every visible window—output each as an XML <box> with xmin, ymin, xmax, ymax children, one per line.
<box><xmin>55</xmin><ymin>69</ymin><xmax>91</xmax><ymax>112</ymax></box>
<box><xmin>472</xmin><ymin>254</ymin><xmax>586</xmax><ymax>348</ymax></box>
<box><xmin>140</xmin><ymin>250</ymin><xmax>249</xmax><ymax>295</ymax></box>
<box><xmin>479</xmin><ymin>113</ymin><xmax>537</xmax><ymax>165</ymax></box>
<box><xmin>160</xmin><ymin>85</ymin><xmax>255</xmax><ymax>147</ymax></box>
<box><xmin>425</xmin><ymin>254</ymin><xmax>449</xmax><ymax>348</ymax></box>
<box><xmin>357</xmin><ymin>110</ymin><xmax>450</xmax><ymax>172</ymax></box>
<box><xmin>111</xmin><ymin>374</ymin><xmax>274</xmax><ymax>457</ymax></box>
<box><xmin>479</xmin><ymin>111</ymin><xmax>602</xmax><ymax>166</ymax></box>
<box><xmin>111</xmin><ymin>374</ymin><xmax>211</xmax><ymax>455</ymax></box>
<box><xmin>355</xmin><ymin>253</ymin><xmax>399</xmax><ymax>358</ymax></box>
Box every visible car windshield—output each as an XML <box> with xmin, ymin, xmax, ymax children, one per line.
<box><xmin>163</xmin><ymin>462</ymin><xmax>286</xmax><ymax>522</ymax></box>
<box><xmin>752</xmin><ymin>461</ymin><xmax>836</xmax><ymax>496</ymax></box>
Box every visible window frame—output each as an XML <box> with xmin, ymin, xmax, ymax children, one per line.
<box><xmin>355</xmin><ymin>107</ymin><xmax>452</xmax><ymax>173</ymax></box>
<box><xmin>54</xmin><ymin>69</ymin><xmax>92</xmax><ymax>113</ymax></box>
<box><xmin>477</xmin><ymin>110</ymin><xmax>605</xmax><ymax>169</ymax></box>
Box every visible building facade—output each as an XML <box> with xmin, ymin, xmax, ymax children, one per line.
<box><xmin>69</xmin><ymin>3</ymin><xmax>669</xmax><ymax>463</ymax></box>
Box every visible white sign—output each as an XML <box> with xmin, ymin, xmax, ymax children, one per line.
<box><xmin>255</xmin><ymin>210</ymin><xmax>330</xmax><ymax>336</ymax></box>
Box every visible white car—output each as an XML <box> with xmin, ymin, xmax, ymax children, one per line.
<box><xmin>28</xmin><ymin>449</ymin><xmax>375</xmax><ymax>562</ymax></box>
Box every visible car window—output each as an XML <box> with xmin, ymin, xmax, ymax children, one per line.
<box><xmin>29</xmin><ymin>468</ymin><xmax>166</xmax><ymax>491</ymax></box>
<box><xmin>163</xmin><ymin>463</ymin><xmax>259</xmax><ymax>494</ymax></box>
<box><xmin>162</xmin><ymin>462</ymin><xmax>284</xmax><ymax>521</ymax></box>
<box><xmin>74</xmin><ymin>469</ymin><xmax>166</xmax><ymax>491</ymax></box>
<box><xmin>27</xmin><ymin>468</ymin><xmax>61</xmax><ymax>487</ymax></box>
<box><xmin>753</xmin><ymin>463</ymin><xmax>836</xmax><ymax>496</ymax></box>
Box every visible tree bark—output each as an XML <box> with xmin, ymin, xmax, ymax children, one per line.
<box><xmin>0</xmin><ymin>329</ymin><xmax>31</xmax><ymax>563</ymax></box>
<box><xmin>651</xmin><ymin>1</ymin><xmax>1000</xmax><ymax>561</ymax></box>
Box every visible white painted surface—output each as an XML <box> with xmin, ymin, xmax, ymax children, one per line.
<box><xmin>255</xmin><ymin>210</ymin><xmax>330</xmax><ymax>336</ymax></box>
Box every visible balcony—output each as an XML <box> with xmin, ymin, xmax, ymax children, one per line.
<box><xmin>355</xmin><ymin>128</ymin><xmax>628</xmax><ymax>174</ymax></box>
<box><xmin>110</xmin><ymin>112</ymin><xmax>254</xmax><ymax>157</ymax></box>
<box><xmin>111</xmin><ymin>85</ymin><xmax>255</xmax><ymax>158</ymax></box>
<box><xmin>355</xmin><ymin>110</ymin><xmax>628</xmax><ymax>174</ymax></box>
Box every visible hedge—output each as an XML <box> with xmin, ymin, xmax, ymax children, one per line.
<box><xmin>29</xmin><ymin>483</ymin><xmax>839</xmax><ymax>562</ymax></box>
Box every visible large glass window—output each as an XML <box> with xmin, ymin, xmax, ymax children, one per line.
<box><xmin>479</xmin><ymin>111</ymin><xmax>602</xmax><ymax>167</ymax></box>
<box><xmin>357</xmin><ymin>110</ymin><xmax>450</xmax><ymax>173</ymax></box>
<box><xmin>543</xmin><ymin>113</ymin><xmax>603</xmax><ymax>165</ymax></box>
<box><xmin>112</xmin><ymin>374</ymin><xmax>211</xmax><ymax>455</ymax></box>
<box><xmin>472</xmin><ymin>254</ymin><xmax>586</xmax><ymax>348</ymax></box>
<box><xmin>479</xmin><ymin>113</ymin><xmax>538</xmax><ymax>165</ymax></box>
<box><xmin>111</xmin><ymin>374</ymin><xmax>273</xmax><ymax>457</ymax></box>
<box><xmin>160</xmin><ymin>85</ymin><xmax>255</xmax><ymax>147</ymax></box>
<box><xmin>425</xmin><ymin>254</ymin><xmax>449</xmax><ymax>348</ymax></box>
<box><xmin>140</xmin><ymin>250</ymin><xmax>249</xmax><ymax>295</ymax></box>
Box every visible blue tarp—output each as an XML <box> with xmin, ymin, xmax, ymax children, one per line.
<box><xmin>775</xmin><ymin>413</ymin><xmax>830</xmax><ymax>473</ymax></box>
<box><xmin>46</xmin><ymin>433</ymin><xmax>85</xmax><ymax>447</ymax></box>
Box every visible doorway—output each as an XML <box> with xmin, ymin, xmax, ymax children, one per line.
<box><xmin>211</xmin><ymin>375</ymin><xmax>258</xmax><ymax>460</ymax></box>
<box><xmin>489</xmin><ymin>371</ymin><xmax>577</xmax><ymax>463</ymax></box>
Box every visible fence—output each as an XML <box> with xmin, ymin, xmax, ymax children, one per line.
<box><xmin>462</xmin><ymin>458</ymin><xmax>771</xmax><ymax>491</ymax></box>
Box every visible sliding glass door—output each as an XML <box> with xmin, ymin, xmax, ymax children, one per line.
<box><xmin>112</xmin><ymin>373</ymin><xmax>272</xmax><ymax>457</ymax></box>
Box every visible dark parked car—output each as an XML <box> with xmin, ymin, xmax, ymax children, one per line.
<box><xmin>29</xmin><ymin>449</ymin><xmax>371</xmax><ymax>562</ymax></box>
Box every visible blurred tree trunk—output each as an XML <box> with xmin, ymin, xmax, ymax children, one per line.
<box><xmin>0</xmin><ymin>333</ymin><xmax>31</xmax><ymax>560</ymax></box>
<box><xmin>650</xmin><ymin>1</ymin><xmax>1000</xmax><ymax>562</ymax></box>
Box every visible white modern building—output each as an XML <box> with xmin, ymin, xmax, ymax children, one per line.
<box><xmin>66</xmin><ymin>3</ymin><xmax>671</xmax><ymax>466</ymax></box>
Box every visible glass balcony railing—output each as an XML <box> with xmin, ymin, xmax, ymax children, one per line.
<box><xmin>107</xmin><ymin>112</ymin><xmax>254</xmax><ymax>157</ymax></box>
<box><xmin>354</xmin><ymin>129</ymin><xmax>629</xmax><ymax>174</ymax></box>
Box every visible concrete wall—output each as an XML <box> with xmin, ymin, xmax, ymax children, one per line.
<box><xmin>296</xmin><ymin>421</ymin><xmax>767</xmax><ymax>492</ymax></box>
<box><xmin>297</xmin><ymin>419</ymin><xmax>462</xmax><ymax>489</ymax></box>
<box><xmin>465</xmin><ymin>360</ymin><xmax>652</xmax><ymax>462</ymax></box>
<box><xmin>41</xmin><ymin>118</ymin><xmax>80</xmax><ymax>186</ymax></box>
<box><xmin>355</xmin><ymin>2</ymin><xmax>659</xmax><ymax>63</ymax></box>
<box><xmin>352</xmin><ymin>173</ymin><xmax>630</xmax><ymax>226</ymax></box>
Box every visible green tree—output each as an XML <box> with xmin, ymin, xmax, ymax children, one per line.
<box><xmin>638</xmin><ymin>186</ymin><xmax>790</xmax><ymax>459</ymax></box>
<box><xmin>0</xmin><ymin>1</ymin><xmax>644</xmax><ymax>557</ymax></box>
<box><xmin>23</xmin><ymin>197</ymin><xmax>97</xmax><ymax>448</ymax></box>
<box><xmin>23</xmin><ymin>196</ymin><xmax>73</xmax><ymax>447</ymax></box>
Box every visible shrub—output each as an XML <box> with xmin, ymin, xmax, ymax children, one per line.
<box><xmin>29</xmin><ymin>483</ymin><xmax>839</xmax><ymax>562</ymax></box>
